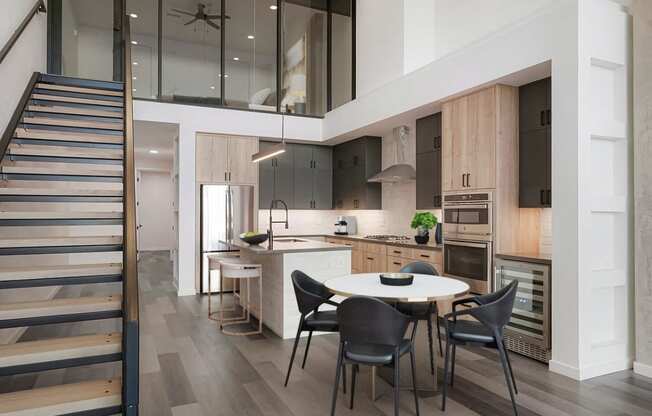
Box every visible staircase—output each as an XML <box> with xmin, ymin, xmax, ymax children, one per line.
<box><xmin>0</xmin><ymin>72</ymin><xmax>139</xmax><ymax>415</ymax></box>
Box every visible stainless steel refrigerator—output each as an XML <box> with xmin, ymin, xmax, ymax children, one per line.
<box><xmin>200</xmin><ymin>184</ymin><xmax>255</xmax><ymax>293</ymax></box>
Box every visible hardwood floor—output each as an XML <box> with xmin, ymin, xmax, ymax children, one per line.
<box><xmin>2</xmin><ymin>251</ymin><xmax>651</xmax><ymax>416</ymax></box>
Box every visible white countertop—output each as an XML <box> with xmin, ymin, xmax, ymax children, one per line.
<box><xmin>234</xmin><ymin>237</ymin><xmax>352</xmax><ymax>255</ymax></box>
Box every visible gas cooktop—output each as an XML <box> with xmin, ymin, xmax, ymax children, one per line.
<box><xmin>364</xmin><ymin>235</ymin><xmax>411</xmax><ymax>241</ymax></box>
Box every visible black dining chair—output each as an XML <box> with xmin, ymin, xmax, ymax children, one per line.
<box><xmin>441</xmin><ymin>280</ymin><xmax>519</xmax><ymax>415</ymax></box>
<box><xmin>397</xmin><ymin>261</ymin><xmax>443</xmax><ymax>375</ymax></box>
<box><xmin>285</xmin><ymin>270</ymin><xmax>345</xmax><ymax>389</ymax></box>
<box><xmin>331</xmin><ymin>296</ymin><xmax>419</xmax><ymax>416</ymax></box>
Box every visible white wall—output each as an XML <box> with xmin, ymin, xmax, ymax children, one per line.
<box><xmin>355</xmin><ymin>0</ymin><xmax>404</xmax><ymax>96</ymax></box>
<box><xmin>403</xmin><ymin>0</ymin><xmax>436</xmax><ymax>74</ymax></box>
<box><xmin>0</xmin><ymin>0</ymin><xmax>47</xmax><ymax>135</ymax></box>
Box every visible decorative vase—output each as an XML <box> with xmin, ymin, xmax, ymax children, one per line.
<box><xmin>414</xmin><ymin>228</ymin><xmax>430</xmax><ymax>244</ymax></box>
<box><xmin>434</xmin><ymin>223</ymin><xmax>442</xmax><ymax>244</ymax></box>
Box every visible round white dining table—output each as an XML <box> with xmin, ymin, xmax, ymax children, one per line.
<box><xmin>324</xmin><ymin>273</ymin><xmax>470</xmax><ymax>398</ymax></box>
<box><xmin>324</xmin><ymin>273</ymin><xmax>470</xmax><ymax>303</ymax></box>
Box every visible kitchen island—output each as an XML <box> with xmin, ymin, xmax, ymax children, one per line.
<box><xmin>235</xmin><ymin>237</ymin><xmax>351</xmax><ymax>339</ymax></box>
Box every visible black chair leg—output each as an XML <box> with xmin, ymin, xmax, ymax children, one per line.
<box><xmin>450</xmin><ymin>344</ymin><xmax>457</xmax><ymax>387</ymax></box>
<box><xmin>301</xmin><ymin>330</ymin><xmax>313</xmax><ymax>369</ymax></box>
<box><xmin>330</xmin><ymin>343</ymin><xmax>344</xmax><ymax>416</ymax></box>
<box><xmin>497</xmin><ymin>341</ymin><xmax>519</xmax><ymax>416</ymax></box>
<box><xmin>426</xmin><ymin>314</ymin><xmax>435</xmax><ymax>375</ymax></box>
<box><xmin>502</xmin><ymin>339</ymin><xmax>518</xmax><ymax>394</ymax></box>
<box><xmin>284</xmin><ymin>318</ymin><xmax>304</xmax><ymax>387</ymax></box>
<box><xmin>393</xmin><ymin>350</ymin><xmax>400</xmax><ymax>416</ymax></box>
<box><xmin>350</xmin><ymin>364</ymin><xmax>358</xmax><ymax>409</ymax></box>
<box><xmin>441</xmin><ymin>338</ymin><xmax>452</xmax><ymax>411</ymax></box>
<box><xmin>409</xmin><ymin>347</ymin><xmax>420</xmax><ymax>416</ymax></box>
<box><xmin>342</xmin><ymin>362</ymin><xmax>347</xmax><ymax>394</ymax></box>
<box><xmin>433</xmin><ymin>303</ymin><xmax>443</xmax><ymax>357</ymax></box>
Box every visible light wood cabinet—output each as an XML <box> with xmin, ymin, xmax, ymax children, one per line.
<box><xmin>196</xmin><ymin>134</ymin><xmax>258</xmax><ymax>184</ymax></box>
<box><xmin>363</xmin><ymin>252</ymin><xmax>386</xmax><ymax>273</ymax></box>
<box><xmin>442</xmin><ymin>86</ymin><xmax>504</xmax><ymax>191</ymax></box>
<box><xmin>387</xmin><ymin>256</ymin><xmax>410</xmax><ymax>272</ymax></box>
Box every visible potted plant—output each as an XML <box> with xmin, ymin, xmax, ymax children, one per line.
<box><xmin>410</xmin><ymin>212</ymin><xmax>438</xmax><ymax>244</ymax></box>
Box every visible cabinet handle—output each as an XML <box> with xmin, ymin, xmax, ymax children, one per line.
<box><xmin>228</xmin><ymin>172</ymin><xmax>231</xmax><ymax>181</ymax></box>
<box><xmin>540</xmin><ymin>110</ymin><xmax>545</xmax><ymax>126</ymax></box>
<box><xmin>462</xmin><ymin>174</ymin><xmax>466</xmax><ymax>187</ymax></box>
<box><xmin>367</xmin><ymin>257</ymin><xmax>374</xmax><ymax>260</ymax></box>
<box><xmin>467</xmin><ymin>173</ymin><xmax>470</xmax><ymax>187</ymax></box>
<box><xmin>354</xmin><ymin>199</ymin><xmax>359</xmax><ymax>209</ymax></box>
<box><xmin>393</xmin><ymin>262</ymin><xmax>401</xmax><ymax>266</ymax></box>
<box><xmin>420</xmin><ymin>254</ymin><xmax>430</xmax><ymax>259</ymax></box>
<box><xmin>540</xmin><ymin>190</ymin><xmax>545</xmax><ymax>205</ymax></box>
<box><xmin>393</xmin><ymin>250</ymin><xmax>401</xmax><ymax>254</ymax></box>
<box><xmin>547</xmin><ymin>189</ymin><xmax>551</xmax><ymax>205</ymax></box>
<box><xmin>224</xmin><ymin>172</ymin><xmax>227</xmax><ymax>182</ymax></box>
<box><xmin>546</xmin><ymin>109</ymin><xmax>551</xmax><ymax>125</ymax></box>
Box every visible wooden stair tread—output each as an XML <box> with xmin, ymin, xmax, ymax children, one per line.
<box><xmin>0</xmin><ymin>187</ymin><xmax>123</xmax><ymax>196</ymax></box>
<box><xmin>0</xmin><ymin>378</ymin><xmax>121</xmax><ymax>416</ymax></box>
<box><xmin>0</xmin><ymin>333</ymin><xmax>121</xmax><ymax>368</ymax></box>
<box><xmin>0</xmin><ymin>295</ymin><xmax>122</xmax><ymax>320</ymax></box>
<box><xmin>0</xmin><ymin>263</ymin><xmax>122</xmax><ymax>281</ymax></box>
<box><xmin>0</xmin><ymin>180</ymin><xmax>123</xmax><ymax>191</ymax></box>
<box><xmin>32</xmin><ymin>93</ymin><xmax>123</xmax><ymax>108</ymax></box>
<box><xmin>22</xmin><ymin>117</ymin><xmax>123</xmax><ymax>131</ymax></box>
<box><xmin>0</xmin><ymin>212</ymin><xmax>123</xmax><ymax>219</ymax></box>
<box><xmin>26</xmin><ymin>105</ymin><xmax>123</xmax><ymax>118</ymax></box>
<box><xmin>1</xmin><ymin>161</ymin><xmax>124</xmax><ymax>177</ymax></box>
<box><xmin>0</xmin><ymin>236</ymin><xmax>122</xmax><ymax>249</ymax></box>
<box><xmin>0</xmin><ymin>202</ymin><xmax>123</xmax><ymax>212</ymax></box>
<box><xmin>36</xmin><ymin>83</ymin><xmax>124</xmax><ymax>97</ymax></box>
<box><xmin>15</xmin><ymin>128</ymin><xmax>123</xmax><ymax>144</ymax></box>
<box><xmin>7</xmin><ymin>143</ymin><xmax>124</xmax><ymax>159</ymax></box>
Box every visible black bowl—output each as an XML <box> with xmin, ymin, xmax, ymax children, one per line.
<box><xmin>379</xmin><ymin>273</ymin><xmax>414</xmax><ymax>286</ymax></box>
<box><xmin>239</xmin><ymin>233</ymin><xmax>269</xmax><ymax>245</ymax></box>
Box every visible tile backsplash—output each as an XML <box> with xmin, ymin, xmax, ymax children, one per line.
<box><xmin>258</xmin><ymin>120</ymin><xmax>442</xmax><ymax>237</ymax></box>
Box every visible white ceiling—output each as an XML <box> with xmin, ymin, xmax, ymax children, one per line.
<box><xmin>134</xmin><ymin>120</ymin><xmax>178</xmax><ymax>159</ymax></box>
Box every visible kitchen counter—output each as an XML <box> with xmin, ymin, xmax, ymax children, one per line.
<box><xmin>234</xmin><ymin>237</ymin><xmax>351</xmax><ymax>255</ymax></box>
<box><xmin>495</xmin><ymin>252</ymin><xmax>552</xmax><ymax>265</ymax></box>
<box><xmin>277</xmin><ymin>234</ymin><xmax>443</xmax><ymax>251</ymax></box>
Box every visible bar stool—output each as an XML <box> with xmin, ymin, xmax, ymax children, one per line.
<box><xmin>218</xmin><ymin>260</ymin><xmax>263</xmax><ymax>336</ymax></box>
<box><xmin>207</xmin><ymin>253</ymin><xmax>242</xmax><ymax>322</ymax></box>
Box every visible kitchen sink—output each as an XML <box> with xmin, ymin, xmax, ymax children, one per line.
<box><xmin>273</xmin><ymin>238</ymin><xmax>309</xmax><ymax>243</ymax></box>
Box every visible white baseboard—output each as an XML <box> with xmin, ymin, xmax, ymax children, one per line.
<box><xmin>634</xmin><ymin>361</ymin><xmax>652</xmax><ymax>379</ymax></box>
<box><xmin>550</xmin><ymin>357</ymin><xmax>633</xmax><ymax>380</ymax></box>
<box><xmin>177</xmin><ymin>287</ymin><xmax>196</xmax><ymax>297</ymax></box>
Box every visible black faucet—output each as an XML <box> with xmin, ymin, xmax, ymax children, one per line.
<box><xmin>268</xmin><ymin>199</ymin><xmax>289</xmax><ymax>250</ymax></box>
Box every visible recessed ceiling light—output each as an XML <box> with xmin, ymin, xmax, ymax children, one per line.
<box><xmin>247</xmin><ymin>35</ymin><xmax>255</xmax><ymax>39</ymax></box>
<box><xmin>270</xmin><ymin>5</ymin><xmax>278</xmax><ymax>10</ymax></box>
<box><xmin>131</xmin><ymin>40</ymin><xmax>138</xmax><ymax>45</ymax></box>
<box><xmin>210</xmin><ymin>85</ymin><xmax>216</xmax><ymax>90</ymax></box>
<box><xmin>132</xmin><ymin>76</ymin><xmax>137</xmax><ymax>80</ymax></box>
<box><xmin>127</xmin><ymin>12</ymin><xmax>138</xmax><ymax>18</ymax></box>
<box><xmin>224</xmin><ymin>74</ymin><xmax>229</xmax><ymax>78</ymax></box>
<box><xmin>149</xmin><ymin>149</ymin><xmax>159</xmax><ymax>154</ymax></box>
<box><xmin>233</xmin><ymin>57</ymin><xmax>239</xmax><ymax>61</ymax></box>
<box><xmin>132</xmin><ymin>62</ymin><xmax>139</xmax><ymax>66</ymax></box>
<box><xmin>132</xmin><ymin>88</ymin><xmax>137</xmax><ymax>92</ymax></box>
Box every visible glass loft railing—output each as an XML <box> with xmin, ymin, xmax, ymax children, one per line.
<box><xmin>57</xmin><ymin>0</ymin><xmax>354</xmax><ymax>117</ymax></box>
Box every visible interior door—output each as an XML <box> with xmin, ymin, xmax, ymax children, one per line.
<box><xmin>137</xmin><ymin>171</ymin><xmax>173</xmax><ymax>251</ymax></box>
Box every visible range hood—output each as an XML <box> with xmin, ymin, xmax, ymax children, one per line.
<box><xmin>368</xmin><ymin>125</ymin><xmax>416</xmax><ymax>183</ymax></box>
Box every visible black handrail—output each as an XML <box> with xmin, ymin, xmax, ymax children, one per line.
<box><xmin>0</xmin><ymin>72</ymin><xmax>40</xmax><ymax>160</ymax></box>
<box><xmin>0</xmin><ymin>0</ymin><xmax>46</xmax><ymax>65</ymax></box>
<box><xmin>121</xmin><ymin>16</ymin><xmax>140</xmax><ymax>416</ymax></box>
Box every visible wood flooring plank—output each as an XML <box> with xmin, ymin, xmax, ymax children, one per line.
<box><xmin>157</xmin><ymin>353</ymin><xmax>197</xmax><ymax>408</ymax></box>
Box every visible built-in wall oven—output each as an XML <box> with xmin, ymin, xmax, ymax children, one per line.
<box><xmin>443</xmin><ymin>192</ymin><xmax>494</xmax><ymax>294</ymax></box>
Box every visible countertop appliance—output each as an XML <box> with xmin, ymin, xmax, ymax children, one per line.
<box><xmin>334</xmin><ymin>216</ymin><xmax>357</xmax><ymax>235</ymax></box>
<box><xmin>443</xmin><ymin>191</ymin><xmax>494</xmax><ymax>294</ymax></box>
<box><xmin>200</xmin><ymin>184</ymin><xmax>254</xmax><ymax>293</ymax></box>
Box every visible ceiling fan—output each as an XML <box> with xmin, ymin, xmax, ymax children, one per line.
<box><xmin>171</xmin><ymin>3</ymin><xmax>230</xmax><ymax>30</ymax></box>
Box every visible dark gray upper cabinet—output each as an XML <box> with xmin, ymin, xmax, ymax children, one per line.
<box><xmin>416</xmin><ymin>113</ymin><xmax>442</xmax><ymax>154</ymax></box>
<box><xmin>519</xmin><ymin>77</ymin><xmax>551</xmax><ymax>133</ymax></box>
<box><xmin>519</xmin><ymin>77</ymin><xmax>552</xmax><ymax>207</ymax></box>
<box><xmin>292</xmin><ymin>144</ymin><xmax>333</xmax><ymax>209</ymax></box>
<box><xmin>258</xmin><ymin>141</ymin><xmax>294</xmax><ymax>210</ymax></box>
<box><xmin>332</xmin><ymin>136</ymin><xmax>382</xmax><ymax>210</ymax></box>
<box><xmin>416</xmin><ymin>113</ymin><xmax>442</xmax><ymax>209</ymax></box>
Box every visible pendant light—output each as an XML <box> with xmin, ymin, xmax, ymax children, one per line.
<box><xmin>252</xmin><ymin>114</ymin><xmax>287</xmax><ymax>163</ymax></box>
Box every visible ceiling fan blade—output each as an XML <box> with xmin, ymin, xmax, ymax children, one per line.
<box><xmin>171</xmin><ymin>8</ymin><xmax>196</xmax><ymax>17</ymax></box>
<box><xmin>184</xmin><ymin>18</ymin><xmax>199</xmax><ymax>26</ymax></box>
<box><xmin>206</xmin><ymin>14</ymin><xmax>230</xmax><ymax>19</ymax></box>
<box><xmin>205</xmin><ymin>20</ymin><xmax>220</xmax><ymax>30</ymax></box>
